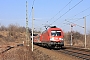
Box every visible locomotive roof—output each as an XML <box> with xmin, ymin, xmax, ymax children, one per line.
<box><xmin>50</xmin><ymin>26</ymin><xmax>57</xmax><ymax>28</ymax></box>
<box><xmin>42</xmin><ymin>26</ymin><xmax>63</xmax><ymax>33</ymax></box>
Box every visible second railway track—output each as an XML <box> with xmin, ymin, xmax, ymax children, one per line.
<box><xmin>56</xmin><ymin>47</ymin><xmax>90</xmax><ymax>60</ymax></box>
<box><xmin>0</xmin><ymin>44</ymin><xmax>23</xmax><ymax>54</ymax></box>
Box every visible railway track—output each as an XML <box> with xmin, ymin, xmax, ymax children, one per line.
<box><xmin>57</xmin><ymin>47</ymin><xmax>90</xmax><ymax>60</ymax></box>
<box><xmin>0</xmin><ymin>44</ymin><xmax>23</xmax><ymax>54</ymax></box>
<box><xmin>35</xmin><ymin>43</ymin><xmax>90</xmax><ymax>60</ymax></box>
<box><xmin>35</xmin><ymin>44</ymin><xmax>90</xmax><ymax>60</ymax></box>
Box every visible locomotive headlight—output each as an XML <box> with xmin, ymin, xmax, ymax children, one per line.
<box><xmin>59</xmin><ymin>38</ymin><xmax>63</xmax><ymax>40</ymax></box>
<box><xmin>50</xmin><ymin>37</ymin><xmax>54</xmax><ymax>40</ymax></box>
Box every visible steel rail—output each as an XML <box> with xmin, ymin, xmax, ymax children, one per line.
<box><xmin>57</xmin><ymin>49</ymin><xmax>90</xmax><ymax>60</ymax></box>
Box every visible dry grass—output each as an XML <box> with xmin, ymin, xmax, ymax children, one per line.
<box><xmin>64</xmin><ymin>31</ymin><xmax>90</xmax><ymax>48</ymax></box>
<box><xmin>0</xmin><ymin>46</ymin><xmax>34</xmax><ymax>60</ymax></box>
<box><xmin>0</xmin><ymin>24</ymin><xmax>34</xmax><ymax>60</ymax></box>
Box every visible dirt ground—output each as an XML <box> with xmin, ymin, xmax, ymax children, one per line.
<box><xmin>0</xmin><ymin>31</ymin><xmax>82</xmax><ymax>60</ymax></box>
<box><xmin>33</xmin><ymin>45</ymin><xmax>82</xmax><ymax>60</ymax></box>
<box><xmin>0</xmin><ymin>46</ymin><xmax>34</xmax><ymax>60</ymax></box>
<box><xmin>0</xmin><ymin>45</ymin><xmax>82</xmax><ymax>60</ymax></box>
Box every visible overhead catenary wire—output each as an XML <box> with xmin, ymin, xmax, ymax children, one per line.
<box><xmin>60</xmin><ymin>6</ymin><xmax>90</xmax><ymax>27</ymax></box>
<box><xmin>45</xmin><ymin>0</ymin><xmax>73</xmax><ymax>24</ymax></box>
<box><xmin>60</xmin><ymin>17</ymin><xmax>83</xmax><ymax>28</ymax></box>
<box><xmin>72</xmin><ymin>7</ymin><xmax>90</xmax><ymax>18</ymax></box>
<box><xmin>50</xmin><ymin>0</ymin><xmax>83</xmax><ymax>25</ymax></box>
<box><xmin>65</xmin><ymin>19</ymin><xmax>84</xmax><ymax>28</ymax></box>
<box><xmin>61</xmin><ymin>12</ymin><xmax>90</xmax><ymax>28</ymax></box>
<box><xmin>65</xmin><ymin>11</ymin><xmax>90</xmax><ymax>28</ymax></box>
<box><xmin>66</xmin><ymin>7</ymin><xmax>90</xmax><ymax>22</ymax></box>
<box><xmin>86</xmin><ymin>14</ymin><xmax>90</xmax><ymax>17</ymax></box>
<box><xmin>31</xmin><ymin>0</ymin><xmax>83</xmax><ymax>30</ymax></box>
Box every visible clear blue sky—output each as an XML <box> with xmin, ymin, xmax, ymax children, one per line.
<box><xmin>0</xmin><ymin>0</ymin><xmax>90</xmax><ymax>34</ymax></box>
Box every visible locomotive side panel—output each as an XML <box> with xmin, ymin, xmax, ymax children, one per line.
<box><xmin>41</xmin><ymin>31</ymin><xmax>50</xmax><ymax>42</ymax></box>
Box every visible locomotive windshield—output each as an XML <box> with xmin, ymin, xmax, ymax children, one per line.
<box><xmin>51</xmin><ymin>31</ymin><xmax>61</xmax><ymax>36</ymax></box>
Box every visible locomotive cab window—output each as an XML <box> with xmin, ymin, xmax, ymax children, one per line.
<box><xmin>51</xmin><ymin>31</ymin><xmax>61</xmax><ymax>36</ymax></box>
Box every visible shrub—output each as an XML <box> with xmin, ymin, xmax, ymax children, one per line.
<box><xmin>64</xmin><ymin>31</ymin><xmax>84</xmax><ymax>47</ymax></box>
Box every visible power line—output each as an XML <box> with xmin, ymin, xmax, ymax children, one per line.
<box><xmin>45</xmin><ymin>0</ymin><xmax>73</xmax><ymax>24</ymax></box>
<box><xmin>66</xmin><ymin>7</ymin><xmax>90</xmax><ymax>22</ymax></box>
<box><xmin>60</xmin><ymin>17</ymin><xmax>83</xmax><ymax>28</ymax></box>
<box><xmin>49</xmin><ymin>0</ymin><xmax>72</xmax><ymax>21</ymax></box>
<box><xmin>72</xmin><ymin>7</ymin><xmax>90</xmax><ymax>18</ymax></box>
<box><xmin>65</xmin><ymin>7</ymin><xmax>90</xmax><ymax>25</ymax></box>
<box><xmin>60</xmin><ymin>6</ymin><xmax>90</xmax><ymax>27</ymax></box>
<box><xmin>86</xmin><ymin>14</ymin><xmax>90</xmax><ymax>17</ymax></box>
<box><xmin>57</xmin><ymin>1</ymin><xmax>90</xmax><ymax>28</ymax></box>
<box><xmin>50</xmin><ymin>0</ymin><xmax>83</xmax><ymax>25</ymax></box>
<box><xmin>65</xmin><ymin>19</ymin><xmax>84</xmax><ymax>28</ymax></box>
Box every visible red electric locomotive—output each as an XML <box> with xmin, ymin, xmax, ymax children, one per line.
<box><xmin>34</xmin><ymin>26</ymin><xmax>64</xmax><ymax>48</ymax></box>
